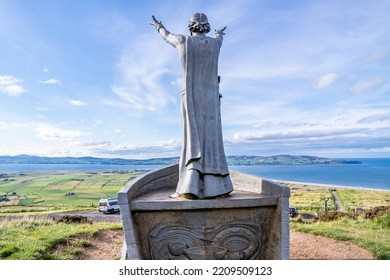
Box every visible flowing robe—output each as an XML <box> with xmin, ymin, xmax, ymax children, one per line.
<box><xmin>161</xmin><ymin>31</ymin><xmax>233</xmax><ymax>198</ymax></box>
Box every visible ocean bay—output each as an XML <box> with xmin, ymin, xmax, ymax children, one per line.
<box><xmin>0</xmin><ymin>158</ymin><xmax>389</xmax><ymax>191</ymax></box>
<box><xmin>231</xmin><ymin>158</ymin><xmax>390</xmax><ymax>191</ymax></box>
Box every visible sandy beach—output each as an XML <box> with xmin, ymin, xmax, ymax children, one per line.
<box><xmin>278</xmin><ymin>180</ymin><xmax>390</xmax><ymax>192</ymax></box>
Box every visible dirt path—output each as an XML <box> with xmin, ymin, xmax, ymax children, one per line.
<box><xmin>290</xmin><ymin>230</ymin><xmax>374</xmax><ymax>260</ymax></box>
<box><xmin>0</xmin><ymin>210</ymin><xmax>121</xmax><ymax>223</ymax></box>
<box><xmin>331</xmin><ymin>190</ymin><xmax>345</xmax><ymax>212</ymax></box>
<box><xmin>79</xmin><ymin>230</ymin><xmax>124</xmax><ymax>260</ymax></box>
<box><xmin>48</xmin><ymin>210</ymin><xmax>121</xmax><ymax>223</ymax></box>
<box><xmin>81</xmin><ymin>229</ymin><xmax>375</xmax><ymax>260</ymax></box>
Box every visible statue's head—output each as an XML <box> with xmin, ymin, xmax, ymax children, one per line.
<box><xmin>188</xmin><ymin>13</ymin><xmax>210</xmax><ymax>34</ymax></box>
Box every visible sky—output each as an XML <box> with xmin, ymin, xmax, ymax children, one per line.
<box><xmin>1</xmin><ymin>0</ymin><xmax>389</xmax><ymax>159</ymax></box>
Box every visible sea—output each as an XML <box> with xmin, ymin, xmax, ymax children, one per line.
<box><xmin>0</xmin><ymin>158</ymin><xmax>389</xmax><ymax>191</ymax></box>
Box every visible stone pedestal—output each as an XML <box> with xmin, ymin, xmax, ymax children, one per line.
<box><xmin>118</xmin><ymin>164</ymin><xmax>290</xmax><ymax>260</ymax></box>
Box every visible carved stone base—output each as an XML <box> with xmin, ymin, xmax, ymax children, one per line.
<box><xmin>148</xmin><ymin>222</ymin><xmax>261</xmax><ymax>260</ymax></box>
<box><xmin>118</xmin><ymin>164</ymin><xmax>290</xmax><ymax>260</ymax></box>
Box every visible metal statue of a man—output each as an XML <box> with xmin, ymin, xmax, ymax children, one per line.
<box><xmin>150</xmin><ymin>13</ymin><xmax>233</xmax><ymax>199</ymax></box>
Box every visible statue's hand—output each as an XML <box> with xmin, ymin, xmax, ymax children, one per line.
<box><xmin>150</xmin><ymin>15</ymin><xmax>164</xmax><ymax>31</ymax></box>
<box><xmin>149</xmin><ymin>15</ymin><xmax>159</xmax><ymax>27</ymax></box>
<box><xmin>215</xmin><ymin>26</ymin><xmax>227</xmax><ymax>36</ymax></box>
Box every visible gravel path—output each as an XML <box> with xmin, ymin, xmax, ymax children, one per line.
<box><xmin>331</xmin><ymin>190</ymin><xmax>345</xmax><ymax>212</ymax></box>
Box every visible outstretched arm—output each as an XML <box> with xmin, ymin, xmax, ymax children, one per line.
<box><xmin>150</xmin><ymin>15</ymin><xmax>184</xmax><ymax>48</ymax></box>
<box><xmin>214</xmin><ymin>26</ymin><xmax>226</xmax><ymax>47</ymax></box>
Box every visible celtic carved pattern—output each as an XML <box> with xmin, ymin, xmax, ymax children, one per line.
<box><xmin>148</xmin><ymin>223</ymin><xmax>261</xmax><ymax>260</ymax></box>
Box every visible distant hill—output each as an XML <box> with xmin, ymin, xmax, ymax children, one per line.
<box><xmin>0</xmin><ymin>154</ymin><xmax>179</xmax><ymax>165</ymax></box>
<box><xmin>0</xmin><ymin>154</ymin><xmax>361</xmax><ymax>166</ymax></box>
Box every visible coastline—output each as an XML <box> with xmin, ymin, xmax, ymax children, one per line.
<box><xmin>274</xmin><ymin>179</ymin><xmax>390</xmax><ymax>192</ymax></box>
<box><xmin>1</xmin><ymin>166</ymin><xmax>389</xmax><ymax>193</ymax></box>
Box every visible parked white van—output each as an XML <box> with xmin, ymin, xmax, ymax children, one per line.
<box><xmin>99</xmin><ymin>197</ymin><xmax>120</xmax><ymax>214</ymax></box>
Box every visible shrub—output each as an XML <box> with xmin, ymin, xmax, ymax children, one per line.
<box><xmin>56</xmin><ymin>215</ymin><xmax>92</xmax><ymax>224</ymax></box>
<box><xmin>363</xmin><ymin>206</ymin><xmax>390</xmax><ymax>219</ymax></box>
<box><xmin>0</xmin><ymin>245</ymin><xmax>19</xmax><ymax>259</ymax></box>
<box><xmin>315</xmin><ymin>211</ymin><xmax>351</xmax><ymax>222</ymax></box>
<box><xmin>375</xmin><ymin>214</ymin><xmax>390</xmax><ymax>229</ymax></box>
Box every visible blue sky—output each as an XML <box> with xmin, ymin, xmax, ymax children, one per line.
<box><xmin>1</xmin><ymin>0</ymin><xmax>389</xmax><ymax>159</ymax></box>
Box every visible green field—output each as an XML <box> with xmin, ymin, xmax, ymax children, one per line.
<box><xmin>287</xmin><ymin>182</ymin><xmax>390</xmax><ymax>213</ymax></box>
<box><xmin>0</xmin><ymin>170</ymin><xmax>137</xmax><ymax>259</ymax></box>
<box><xmin>338</xmin><ymin>189</ymin><xmax>390</xmax><ymax>211</ymax></box>
<box><xmin>0</xmin><ymin>170</ymin><xmax>140</xmax><ymax>213</ymax></box>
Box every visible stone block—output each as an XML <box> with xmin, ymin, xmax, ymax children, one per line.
<box><xmin>118</xmin><ymin>164</ymin><xmax>290</xmax><ymax>260</ymax></box>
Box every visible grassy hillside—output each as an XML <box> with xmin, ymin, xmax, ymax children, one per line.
<box><xmin>1</xmin><ymin>171</ymin><xmax>389</xmax><ymax>260</ymax></box>
<box><xmin>286</xmin><ymin>182</ymin><xmax>390</xmax><ymax>259</ymax></box>
<box><xmin>0</xmin><ymin>217</ymin><xmax>121</xmax><ymax>259</ymax></box>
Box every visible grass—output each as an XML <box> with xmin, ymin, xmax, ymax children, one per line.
<box><xmin>0</xmin><ymin>217</ymin><xmax>122</xmax><ymax>260</ymax></box>
<box><xmin>0</xmin><ymin>205</ymin><xmax>95</xmax><ymax>215</ymax></box>
<box><xmin>337</xmin><ymin>189</ymin><xmax>390</xmax><ymax>211</ymax></box>
<box><xmin>287</xmin><ymin>183</ymin><xmax>335</xmax><ymax>213</ymax></box>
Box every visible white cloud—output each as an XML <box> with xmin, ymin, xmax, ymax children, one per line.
<box><xmin>35</xmin><ymin>106</ymin><xmax>49</xmax><ymax>111</ymax></box>
<box><xmin>93</xmin><ymin>119</ymin><xmax>103</xmax><ymax>127</ymax></box>
<box><xmin>35</xmin><ymin>124</ymin><xmax>82</xmax><ymax>140</ymax></box>
<box><xmin>111</xmin><ymin>34</ymin><xmax>179</xmax><ymax>113</ymax></box>
<box><xmin>42</xmin><ymin>68</ymin><xmax>49</xmax><ymax>72</ymax></box>
<box><xmin>367</xmin><ymin>50</ymin><xmax>385</xmax><ymax>61</ymax></box>
<box><xmin>231</xmin><ymin>127</ymin><xmax>366</xmax><ymax>142</ymax></box>
<box><xmin>0</xmin><ymin>75</ymin><xmax>26</xmax><ymax>96</ymax></box>
<box><xmin>314</xmin><ymin>73</ymin><xmax>338</xmax><ymax>90</ymax></box>
<box><xmin>39</xmin><ymin>78</ymin><xmax>62</xmax><ymax>85</ymax></box>
<box><xmin>349</xmin><ymin>77</ymin><xmax>384</xmax><ymax>94</ymax></box>
<box><xmin>357</xmin><ymin>112</ymin><xmax>390</xmax><ymax>124</ymax></box>
<box><xmin>227</xmin><ymin>124</ymin><xmax>390</xmax><ymax>157</ymax></box>
<box><xmin>224</xmin><ymin>105</ymin><xmax>390</xmax><ymax>157</ymax></box>
<box><xmin>0</xmin><ymin>122</ymin><xmax>29</xmax><ymax>129</ymax></box>
<box><xmin>90</xmin><ymin>139</ymin><xmax>181</xmax><ymax>158</ymax></box>
<box><xmin>101</xmin><ymin>98</ymin><xmax>131</xmax><ymax>109</ymax></box>
<box><xmin>69</xmin><ymin>100</ymin><xmax>86</xmax><ymax>106</ymax></box>
<box><xmin>111</xmin><ymin>86</ymin><xmax>144</xmax><ymax>110</ymax></box>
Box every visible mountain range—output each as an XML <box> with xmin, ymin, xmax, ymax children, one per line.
<box><xmin>0</xmin><ymin>154</ymin><xmax>361</xmax><ymax>166</ymax></box>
